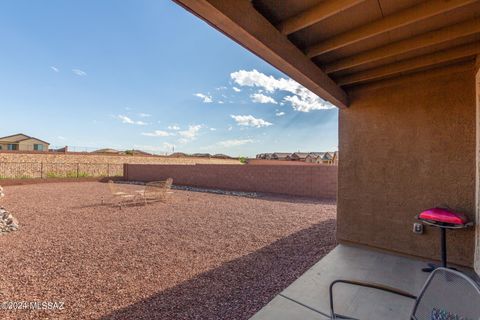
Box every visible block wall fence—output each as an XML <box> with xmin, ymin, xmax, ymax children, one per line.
<box><xmin>124</xmin><ymin>164</ymin><xmax>337</xmax><ymax>199</ymax></box>
<box><xmin>0</xmin><ymin>151</ymin><xmax>240</xmax><ymax>165</ymax></box>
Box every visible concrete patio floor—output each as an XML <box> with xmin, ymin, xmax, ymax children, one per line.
<box><xmin>250</xmin><ymin>244</ymin><xmax>477</xmax><ymax>320</ymax></box>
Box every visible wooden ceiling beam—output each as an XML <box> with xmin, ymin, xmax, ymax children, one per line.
<box><xmin>306</xmin><ymin>0</ymin><xmax>478</xmax><ymax>58</ymax></box>
<box><xmin>325</xmin><ymin>18</ymin><xmax>480</xmax><ymax>74</ymax></box>
<box><xmin>276</xmin><ymin>0</ymin><xmax>365</xmax><ymax>35</ymax></box>
<box><xmin>337</xmin><ymin>42</ymin><xmax>480</xmax><ymax>86</ymax></box>
<box><xmin>173</xmin><ymin>0</ymin><xmax>349</xmax><ymax>108</ymax></box>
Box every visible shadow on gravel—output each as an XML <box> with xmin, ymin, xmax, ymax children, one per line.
<box><xmin>99</xmin><ymin>219</ymin><xmax>337</xmax><ymax>320</ymax></box>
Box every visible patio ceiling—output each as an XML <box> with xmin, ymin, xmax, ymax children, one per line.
<box><xmin>173</xmin><ymin>0</ymin><xmax>480</xmax><ymax>108</ymax></box>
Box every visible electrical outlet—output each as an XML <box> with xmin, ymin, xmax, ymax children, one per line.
<box><xmin>413</xmin><ymin>223</ymin><xmax>423</xmax><ymax>234</ymax></box>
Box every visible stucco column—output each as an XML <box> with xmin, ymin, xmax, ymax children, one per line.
<box><xmin>475</xmin><ymin>55</ymin><xmax>480</xmax><ymax>275</ymax></box>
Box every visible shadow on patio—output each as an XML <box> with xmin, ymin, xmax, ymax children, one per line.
<box><xmin>99</xmin><ymin>219</ymin><xmax>336</xmax><ymax>320</ymax></box>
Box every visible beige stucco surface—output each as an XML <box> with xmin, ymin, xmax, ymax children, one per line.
<box><xmin>338</xmin><ymin>63</ymin><xmax>477</xmax><ymax>267</ymax></box>
<box><xmin>476</xmin><ymin>61</ymin><xmax>480</xmax><ymax>274</ymax></box>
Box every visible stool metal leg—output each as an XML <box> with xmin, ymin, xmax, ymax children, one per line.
<box><xmin>440</xmin><ymin>228</ymin><xmax>447</xmax><ymax>268</ymax></box>
<box><xmin>422</xmin><ymin>227</ymin><xmax>447</xmax><ymax>272</ymax></box>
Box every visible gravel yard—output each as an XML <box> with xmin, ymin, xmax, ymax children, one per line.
<box><xmin>0</xmin><ymin>182</ymin><xmax>336</xmax><ymax>320</ymax></box>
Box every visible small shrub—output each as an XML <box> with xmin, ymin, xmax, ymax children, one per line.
<box><xmin>239</xmin><ymin>156</ymin><xmax>247</xmax><ymax>164</ymax></box>
<box><xmin>66</xmin><ymin>171</ymin><xmax>78</xmax><ymax>178</ymax></box>
<box><xmin>46</xmin><ymin>172</ymin><xmax>62</xmax><ymax>178</ymax></box>
<box><xmin>77</xmin><ymin>172</ymin><xmax>92</xmax><ymax>178</ymax></box>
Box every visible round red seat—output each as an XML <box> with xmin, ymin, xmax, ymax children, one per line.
<box><xmin>418</xmin><ymin>208</ymin><xmax>468</xmax><ymax>225</ymax></box>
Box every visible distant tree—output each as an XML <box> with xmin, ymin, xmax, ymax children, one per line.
<box><xmin>239</xmin><ymin>156</ymin><xmax>247</xmax><ymax>164</ymax></box>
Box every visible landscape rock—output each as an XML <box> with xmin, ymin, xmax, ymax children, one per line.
<box><xmin>172</xmin><ymin>185</ymin><xmax>258</xmax><ymax>198</ymax></box>
<box><xmin>0</xmin><ymin>186</ymin><xmax>19</xmax><ymax>234</ymax></box>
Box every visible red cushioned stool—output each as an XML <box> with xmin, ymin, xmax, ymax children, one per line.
<box><xmin>416</xmin><ymin>208</ymin><xmax>472</xmax><ymax>272</ymax></box>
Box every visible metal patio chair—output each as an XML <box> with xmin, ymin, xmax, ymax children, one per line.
<box><xmin>107</xmin><ymin>180</ymin><xmax>137</xmax><ymax>207</ymax></box>
<box><xmin>137</xmin><ymin>178</ymin><xmax>173</xmax><ymax>205</ymax></box>
<box><xmin>329</xmin><ymin>267</ymin><xmax>480</xmax><ymax>320</ymax></box>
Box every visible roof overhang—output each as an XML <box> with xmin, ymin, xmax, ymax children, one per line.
<box><xmin>173</xmin><ymin>0</ymin><xmax>480</xmax><ymax>109</ymax></box>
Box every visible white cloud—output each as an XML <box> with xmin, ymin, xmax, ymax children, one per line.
<box><xmin>230</xmin><ymin>69</ymin><xmax>334</xmax><ymax>112</ymax></box>
<box><xmin>178</xmin><ymin>125</ymin><xmax>202</xmax><ymax>142</ymax></box>
<box><xmin>250</xmin><ymin>93</ymin><xmax>277</xmax><ymax>104</ymax></box>
<box><xmin>283</xmin><ymin>95</ymin><xmax>331</xmax><ymax>112</ymax></box>
<box><xmin>217</xmin><ymin>139</ymin><xmax>254</xmax><ymax>147</ymax></box>
<box><xmin>210</xmin><ymin>128</ymin><xmax>217</xmax><ymax>131</ymax></box>
<box><xmin>116</xmin><ymin>115</ymin><xmax>147</xmax><ymax>126</ymax></box>
<box><xmin>232</xmin><ymin>87</ymin><xmax>241</xmax><ymax>92</ymax></box>
<box><xmin>228</xmin><ymin>126</ymin><xmax>233</xmax><ymax>131</ymax></box>
<box><xmin>168</xmin><ymin>125</ymin><xmax>181</xmax><ymax>131</ymax></box>
<box><xmin>57</xmin><ymin>135</ymin><xmax>66</xmax><ymax>140</ymax></box>
<box><xmin>231</xmin><ymin>115</ymin><xmax>272</xmax><ymax>128</ymax></box>
<box><xmin>276</xmin><ymin>111</ymin><xmax>286</xmax><ymax>117</ymax></box>
<box><xmin>218</xmin><ymin>101</ymin><xmax>225</xmax><ymax>104</ymax></box>
<box><xmin>139</xmin><ymin>113</ymin><xmax>151</xmax><ymax>118</ymax></box>
<box><xmin>50</xmin><ymin>66</ymin><xmax>59</xmax><ymax>72</ymax></box>
<box><xmin>194</xmin><ymin>93</ymin><xmax>213</xmax><ymax>103</ymax></box>
<box><xmin>72</xmin><ymin>68</ymin><xmax>87</xmax><ymax>76</ymax></box>
<box><xmin>141</xmin><ymin>130</ymin><xmax>171</xmax><ymax>137</ymax></box>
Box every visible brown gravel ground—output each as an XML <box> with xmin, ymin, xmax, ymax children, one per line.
<box><xmin>0</xmin><ymin>182</ymin><xmax>336</xmax><ymax>320</ymax></box>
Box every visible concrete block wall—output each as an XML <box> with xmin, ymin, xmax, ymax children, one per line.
<box><xmin>124</xmin><ymin>164</ymin><xmax>337</xmax><ymax>199</ymax></box>
<box><xmin>0</xmin><ymin>152</ymin><xmax>240</xmax><ymax>179</ymax></box>
<box><xmin>0</xmin><ymin>152</ymin><xmax>240</xmax><ymax>165</ymax></box>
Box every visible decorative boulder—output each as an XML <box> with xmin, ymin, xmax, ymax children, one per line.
<box><xmin>0</xmin><ymin>186</ymin><xmax>19</xmax><ymax>234</ymax></box>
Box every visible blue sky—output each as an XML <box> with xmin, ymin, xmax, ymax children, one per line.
<box><xmin>0</xmin><ymin>0</ymin><xmax>338</xmax><ymax>157</ymax></box>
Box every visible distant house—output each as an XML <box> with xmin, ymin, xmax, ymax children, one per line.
<box><xmin>305</xmin><ymin>152</ymin><xmax>325</xmax><ymax>163</ymax></box>
<box><xmin>0</xmin><ymin>133</ymin><xmax>49</xmax><ymax>152</ymax></box>
<box><xmin>332</xmin><ymin>151</ymin><xmax>338</xmax><ymax>165</ymax></box>
<box><xmin>271</xmin><ymin>152</ymin><xmax>291</xmax><ymax>160</ymax></box>
<box><xmin>305</xmin><ymin>152</ymin><xmax>337</xmax><ymax>164</ymax></box>
<box><xmin>256</xmin><ymin>153</ymin><xmax>272</xmax><ymax>159</ymax></box>
<box><xmin>51</xmin><ymin>146</ymin><xmax>68</xmax><ymax>153</ymax></box>
<box><xmin>290</xmin><ymin>152</ymin><xmax>309</xmax><ymax>161</ymax></box>
<box><xmin>324</xmin><ymin>152</ymin><xmax>335</xmax><ymax>164</ymax></box>
<box><xmin>255</xmin><ymin>151</ymin><xmax>337</xmax><ymax>164</ymax></box>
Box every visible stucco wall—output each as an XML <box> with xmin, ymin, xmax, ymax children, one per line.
<box><xmin>475</xmin><ymin>62</ymin><xmax>480</xmax><ymax>274</ymax></box>
<box><xmin>338</xmin><ymin>63</ymin><xmax>476</xmax><ymax>267</ymax></box>
<box><xmin>124</xmin><ymin>163</ymin><xmax>337</xmax><ymax>199</ymax></box>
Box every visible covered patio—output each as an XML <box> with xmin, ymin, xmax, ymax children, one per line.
<box><xmin>251</xmin><ymin>245</ymin><xmax>478</xmax><ymax>319</ymax></box>
<box><xmin>173</xmin><ymin>0</ymin><xmax>480</xmax><ymax>319</ymax></box>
